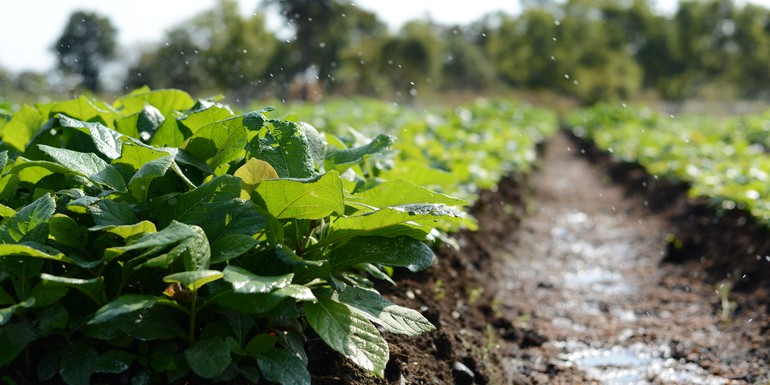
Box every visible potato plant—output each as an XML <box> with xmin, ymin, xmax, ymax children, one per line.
<box><xmin>0</xmin><ymin>88</ymin><xmax>467</xmax><ymax>384</ymax></box>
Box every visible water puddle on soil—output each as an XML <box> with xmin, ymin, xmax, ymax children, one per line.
<box><xmin>558</xmin><ymin>341</ymin><xmax>730</xmax><ymax>385</ymax></box>
<box><xmin>546</xmin><ymin>211</ymin><xmax>733</xmax><ymax>384</ymax></box>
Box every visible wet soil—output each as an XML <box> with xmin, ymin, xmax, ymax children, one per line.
<box><xmin>310</xmin><ymin>132</ymin><xmax>770</xmax><ymax>384</ymax></box>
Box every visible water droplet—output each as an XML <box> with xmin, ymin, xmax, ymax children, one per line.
<box><xmin>564</xmin><ymin>74</ymin><xmax>570</xmax><ymax>79</ymax></box>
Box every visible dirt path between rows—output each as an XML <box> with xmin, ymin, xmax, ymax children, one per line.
<box><xmin>493</xmin><ymin>132</ymin><xmax>768</xmax><ymax>384</ymax></box>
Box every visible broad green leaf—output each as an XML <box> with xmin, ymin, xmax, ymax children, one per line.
<box><xmin>242</xmin><ymin>109</ymin><xmax>271</xmax><ymax>131</ymax></box>
<box><xmin>304</xmin><ymin>293</ymin><xmax>388</xmax><ymax>375</ymax></box>
<box><xmin>37</xmin><ymin>303</ymin><xmax>69</xmax><ymax>332</ymax></box>
<box><xmin>226</xmin><ymin>310</ymin><xmax>256</xmax><ymax>346</ymax></box>
<box><xmin>0</xmin><ymin>173</ymin><xmax>19</xmax><ymax>203</ymax></box>
<box><xmin>137</xmin><ymin>105</ymin><xmax>165</xmax><ymax>135</ymax></box>
<box><xmin>184</xmin><ymin>338</ymin><xmax>232</xmax><ymax>379</ymax></box>
<box><xmin>325</xmin><ymin>134</ymin><xmax>395</xmax><ymax>172</ymax></box>
<box><xmin>48</xmin><ymin>214</ymin><xmax>87</xmax><ymax>249</ymax></box>
<box><xmin>38</xmin><ymin>145</ymin><xmax>127</xmax><ymax>192</ymax></box>
<box><xmin>113</xmin><ymin>142</ymin><xmax>168</xmax><ymax>173</ymax></box>
<box><xmin>250</xmin><ymin>119</ymin><xmax>316</xmax><ymax>179</ymax></box>
<box><xmin>277</xmin><ymin>331</ymin><xmax>308</xmax><ymax>365</ymax></box>
<box><xmin>100</xmin><ymin>221</ymin><xmax>157</xmax><ymax>240</ymax></box>
<box><xmin>223</xmin><ymin>266</ymin><xmax>292</xmax><ymax>294</ymax></box>
<box><xmin>154</xmin><ymin>175</ymin><xmax>241</xmax><ymax>228</ymax></box>
<box><xmin>58</xmin><ymin>115</ymin><xmax>123</xmax><ymax>159</ymax></box>
<box><xmin>257</xmin><ymin>348</ymin><xmax>311</xmax><ymax>385</ymax></box>
<box><xmin>128</xmin><ymin>155</ymin><xmax>174</xmax><ymax>201</ymax></box>
<box><xmin>150</xmin><ymin>114</ymin><xmax>191</xmax><ymax>148</ymax></box>
<box><xmin>0</xmin><ymin>193</ymin><xmax>55</xmax><ymax>244</ymax></box>
<box><xmin>210</xmin><ymin>234</ymin><xmax>257</xmax><ymax>264</ymax></box>
<box><xmin>300</xmin><ymin>122</ymin><xmax>327</xmax><ymax>170</ymax></box>
<box><xmin>2</xmin><ymin>104</ymin><xmax>44</xmax><ymax>152</ymax></box>
<box><xmin>114</xmin><ymin>111</ymin><xmax>141</xmax><ymax>138</ymax></box>
<box><xmin>275</xmin><ymin>285</ymin><xmax>315</xmax><ymax>301</ymax></box>
<box><xmin>256</xmin><ymin>171</ymin><xmax>343</xmax><ymax>219</ymax></box>
<box><xmin>40</xmin><ymin>273</ymin><xmax>107</xmax><ymax>306</ymax></box>
<box><xmin>96</xmin><ymin>349</ymin><xmax>138</xmax><ymax>374</ymax></box>
<box><xmin>134</xmin><ymin>226</ymin><xmax>211</xmax><ymax>270</ymax></box>
<box><xmin>234</xmin><ymin>158</ymin><xmax>278</xmax><ymax>199</ymax></box>
<box><xmin>0</xmin><ymin>243</ymin><xmax>69</xmax><ymax>263</ymax></box>
<box><xmin>172</xmin><ymin>148</ymin><xmax>214</xmax><ymax>175</ymax></box>
<box><xmin>29</xmin><ymin>281</ymin><xmax>69</xmax><ymax>307</ymax></box>
<box><xmin>59</xmin><ymin>341</ymin><xmax>99</xmax><ymax>385</ymax></box>
<box><xmin>318</xmin><ymin>223</ymin><xmax>431</xmax><ymax>249</ymax></box>
<box><xmin>88</xmin><ymin>199</ymin><xmax>138</xmax><ymax>229</ymax></box>
<box><xmin>164</xmin><ymin>270</ymin><xmax>223</xmax><ymax>292</ymax></box>
<box><xmin>182</xmin><ymin>114</ymin><xmax>248</xmax><ymax>171</ymax></box>
<box><xmin>349</xmin><ymin>180</ymin><xmax>466</xmax><ymax>208</ymax></box>
<box><xmin>51</xmin><ymin>96</ymin><xmax>115</xmax><ymax>126</ymax></box>
<box><xmin>114</xmin><ymin>88</ymin><xmax>196</xmax><ymax>117</ymax></box>
<box><xmin>202</xmin><ymin>199</ymin><xmax>267</xmax><ymax>242</ymax></box>
<box><xmin>329</xmin><ymin>236</ymin><xmax>434</xmax><ymax>272</ymax></box>
<box><xmin>104</xmin><ymin>221</ymin><xmax>198</xmax><ymax>262</ymax></box>
<box><xmin>88</xmin><ymin>294</ymin><xmax>159</xmax><ymax>325</ymax></box>
<box><xmin>9</xmin><ymin>158</ymin><xmax>71</xmax><ymax>185</ymax></box>
<box><xmin>0</xmin><ymin>323</ymin><xmax>42</xmax><ymax>366</ymax></box>
<box><xmin>338</xmin><ymin>287</ymin><xmax>435</xmax><ymax>336</ymax></box>
<box><xmin>274</xmin><ymin>244</ymin><xmax>323</xmax><ymax>267</ymax></box>
<box><xmin>244</xmin><ymin>334</ymin><xmax>278</xmax><ymax>355</ymax></box>
<box><xmin>181</xmin><ymin>106</ymin><xmax>233</xmax><ymax>133</ymax></box>
<box><xmin>182</xmin><ymin>225</ymin><xmax>210</xmax><ymax>271</ymax></box>
<box><xmin>0</xmin><ymin>298</ymin><xmax>35</xmax><ymax>326</ymax></box>
<box><xmin>332</xmin><ymin>204</ymin><xmax>461</xmax><ymax>232</ymax></box>
<box><xmin>115</xmin><ymin>105</ymin><xmax>165</xmax><ymax>139</ymax></box>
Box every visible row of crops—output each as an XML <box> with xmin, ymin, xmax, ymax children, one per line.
<box><xmin>564</xmin><ymin>104</ymin><xmax>770</xmax><ymax>224</ymax></box>
<box><xmin>0</xmin><ymin>88</ymin><xmax>556</xmax><ymax>385</ymax></box>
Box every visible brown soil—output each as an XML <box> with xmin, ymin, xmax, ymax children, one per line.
<box><xmin>310</xmin><ymin>131</ymin><xmax>770</xmax><ymax>384</ymax></box>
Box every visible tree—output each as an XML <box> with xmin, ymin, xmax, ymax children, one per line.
<box><xmin>125</xmin><ymin>0</ymin><xmax>278</xmax><ymax>99</ymax></box>
<box><xmin>440</xmin><ymin>26</ymin><xmax>496</xmax><ymax>91</ymax></box>
<box><xmin>380</xmin><ymin>21</ymin><xmax>444</xmax><ymax>98</ymax></box>
<box><xmin>124</xmin><ymin>28</ymin><xmax>211</xmax><ymax>94</ymax></box>
<box><xmin>53</xmin><ymin>11</ymin><xmax>117</xmax><ymax>92</ymax></box>
<box><xmin>264</xmin><ymin>0</ymin><xmax>387</xmax><ymax>94</ymax></box>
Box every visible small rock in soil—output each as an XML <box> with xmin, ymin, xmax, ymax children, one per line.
<box><xmin>452</xmin><ymin>361</ymin><xmax>475</xmax><ymax>385</ymax></box>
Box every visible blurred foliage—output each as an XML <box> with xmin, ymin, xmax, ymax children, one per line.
<box><xmin>5</xmin><ymin>0</ymin><xmax>770</xmax><ymax>104</ymax></box>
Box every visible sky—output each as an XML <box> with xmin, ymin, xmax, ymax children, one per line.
<box><xmin>1</xmin><ymin>0</ymin><xmax>770</xmax><ymax>74</ymax></box>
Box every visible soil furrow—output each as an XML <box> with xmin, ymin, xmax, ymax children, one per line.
<box><xmin>494</xmin><ymin>132</ymin><xmax>768</xmax><ymax>384</ymax></box>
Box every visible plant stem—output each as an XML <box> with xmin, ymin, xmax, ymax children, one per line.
<box><xmin>188</xmin><ymin>290</ymin><xmax>198</xmax><ymax>345</ymax></box>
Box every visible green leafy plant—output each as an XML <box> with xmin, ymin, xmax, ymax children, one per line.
<box><xmin>565</xmin><ymin>103</ymin><xmax>770</xmax><ymax>227</ymax></box>
<box><xmin>0</xmin><ymin>88</ymin><xmax>469</xmax><ymax>384</ymax></box>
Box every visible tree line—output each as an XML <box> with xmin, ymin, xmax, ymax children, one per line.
<box><xmin>3</xmin><ymin>0</ymin><xmax>770</xmax><ymax>104</ymax></box>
